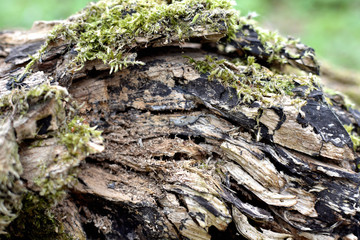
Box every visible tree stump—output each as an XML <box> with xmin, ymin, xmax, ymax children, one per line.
<box><xmin>1</xmin><ymin>1</ymin><xmax>360</xmax><ymax>239</ymax></box>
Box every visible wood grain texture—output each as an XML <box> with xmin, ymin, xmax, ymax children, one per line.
<box><xmin>1</xmin><ymin>17</ymin><xmax>360</xmax><ymax>240</ymax></box>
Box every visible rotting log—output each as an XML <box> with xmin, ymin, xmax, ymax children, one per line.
<box><xmin>1</xmin><ymin>1</ymin><xmax>360</xmax><ymax>239</ymax></box>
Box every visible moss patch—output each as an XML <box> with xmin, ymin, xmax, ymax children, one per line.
<box><xmin>2</xmin><ymin>194</ymin><xmax>71</xmax><ymax>240</ymax></box>
<box><xmin>19</xmin><ymin>0</ymin><xmax>319</xmax><ymax>82</ymax></box>
<box><xmin>186</xmin><ymin>55</ymin><xmax>319</xmax><ymax>106</ymax></box>
<box><xmin>0</xmin><ymin>83</ymin><xmax>68</xmax><ymax>117</ymax></box>
<box><xmin>23</xmin><ymin>0</ymin><xmax>239</xmax><ymax>76</ymax></box>
<box><xmin>35</xmin><ymin>115</ymin><xmax>103</xmax><ymax>198</ymax></box>
<box><xmin>344</xmin><ymin>124</ymin><xmax>360</xmax><ymax>151</ymax></box>
<box><xmin>0</xmin><ymin>83</ymin><xmax>103</xmax><ymax>237</ymax></box>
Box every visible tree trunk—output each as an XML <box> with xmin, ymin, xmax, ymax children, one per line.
<box><xmin>1</xmin><ymin>4</ymin><xmax>360</xmax><ymax>240</ymax></box>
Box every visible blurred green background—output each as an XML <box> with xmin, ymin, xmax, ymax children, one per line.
<box><xmin>0</xmin><ymin>0</ymin><xmax>359</xmax><ymax>71</ymax></box>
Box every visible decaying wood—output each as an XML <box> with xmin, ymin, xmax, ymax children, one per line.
<box><xmin>1</xmin><ymin>13</ymin><xmax>360</xmax><ymax>240</ymax></box>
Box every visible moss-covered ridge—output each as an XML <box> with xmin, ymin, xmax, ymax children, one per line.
<box><xmin>17</xmin><ymin>0</ymin><xmax>322</xmax><ymax>110</ymax></box>
<box><xmin>186</xmin><ymin>55</ymin><xmax>319</xmax><ymax>107</ymax></box>
<box><xmin>23</xmin><ymin>0</ymin><xmax>319</xmax><ymax>78</ymax></box>
<box><xmin>25</xmin><ymin>0</ymin><xmax>239</xmax><ymax>75</ymax></box>
<box><xmin>230</xmin><ymin>23</ymin><xmax>319</xmax><ymax>74</ymax></box>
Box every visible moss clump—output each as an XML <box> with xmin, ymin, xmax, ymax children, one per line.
<box><xmin>186</xmin><ymin>55</ymin><xmax>319</xmax><ymax>106</ymax></box>
<box><xmin>255</xmin><ymin>27</ymin><xmax>314</xmax><ymax>65</ymax></box>
<box><xmin>0</xmin><ymin>83</ymin><xmax>69</xmax><ymax>117</ymax></box>
<box><xmin>344</xmin><ymin>124</ymin><xmax>360</xmax><ymax>151</ymax></box>
<box><xmin>19</xmin><ymin>0</ymin><xmax>319</xmax><ymax>81</ymax></box>
<box><xmin>0</xmin><ymin>83</ymin><xmax>69</xmax><ymax>235</ymax></box>
<box><xmin>35</xmin><ymin>115</ymin><xmax>103</xmax><ymax>198</ymax></box>
<box><xmin>0</xmin><ymin>83</ymin><xmax>103</xmax><ymax>237</ymax></box>
<box><xmin>22</xmin><ymin>0</ymin><xmax>239</xmax><ymax>76</ymax></box>
<box><xmin>59</xmin><ymin>116</ymin><xmax>103</xmax><ymax>157</ymax></box>
<box><xmin>2</xmin><ymin>194</ymin><xmax>71</xmax><ymax>240</ymax></box>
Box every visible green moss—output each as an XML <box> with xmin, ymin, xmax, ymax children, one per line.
<box><xmin>0</xmin><ymin>83</ymin><xmax>103</xmax><ymax>237</ymax></box>
<box><xmin>2</xmin><ymin>194</ymin><xmax>71</xmax><ymax>240</ymax></box>
<box><xmin>229</xmin><ymin>14</ymin><xmax>318</xmax><ymax>69</ymax></box>
<box><xmin>18</xmin><ymin>0</ymin><xmax>318</xmax><ymax>82</ymax></box>
<box><xmin>344</xmin><ymin>124</ymin><xmax>360</xmax><ymax>152</ymax></box>
<box><xmin>21</xmin><ymin>0</ymin><xmax>239</xmax><ymax>77</ymax></box>
<box><xmin>343</xmin><ymin>124</ymin><xmax>360</xmax><ymax>170</ymax></box>
<box><xmin>60</xmin><ymin>116</ymin><xmax>103</xmax><ymax>157</ymax></box>
<box><xmin>0</xmin><ymin>83</ymin><xmax>69</xmax><ymax>118</ymax></box>
<box><xmin>35</xmin><ymin>115</ymin><xmax>103</xmax><ymax>198</ymax></box>
<box><xmin>256</xmin><ymin>28</ymin><xmax>302</xmax><ymax>64</ymax></box>
<box><xmin>186</xmin><ymin>55</ymin><xmax>318</xmax><ymax>106</ymax></box>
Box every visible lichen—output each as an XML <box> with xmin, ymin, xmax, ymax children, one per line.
<box><xmin>185</xmin><ymin>55</ymin><xmax>319</xmax><ymax>107</ymax></box>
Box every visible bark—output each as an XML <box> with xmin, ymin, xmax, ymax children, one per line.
<box><xmin>1</xmin><ymin>19</ymin><xmax>360</xmax><ymax>240</ymax></box>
